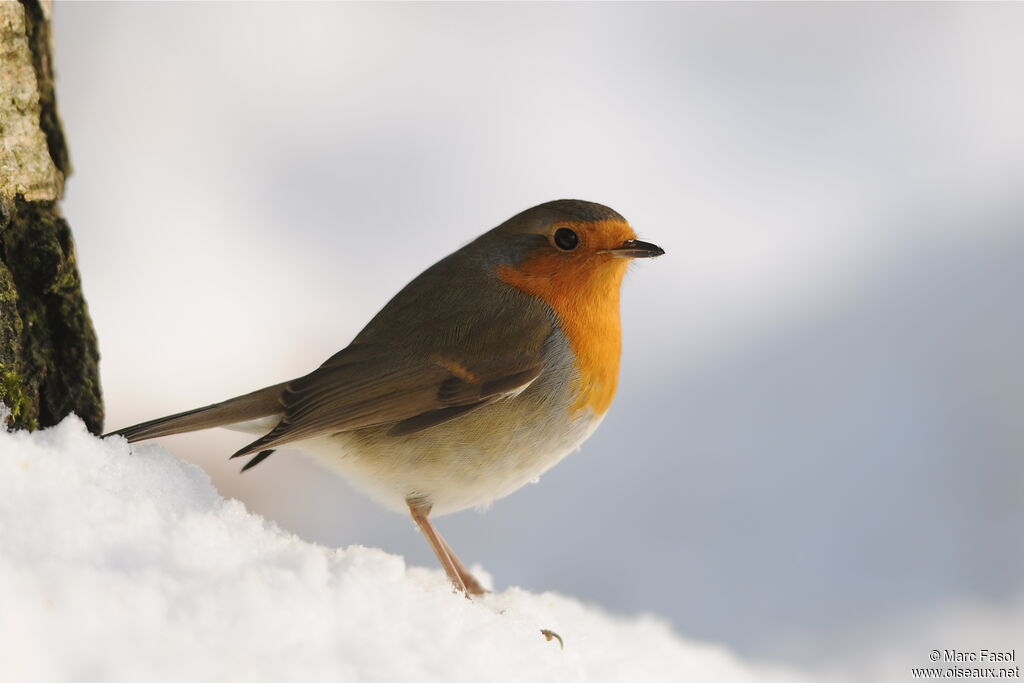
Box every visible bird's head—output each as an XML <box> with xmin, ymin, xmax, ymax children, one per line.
<box><xmin>488</xmin><ymin>199</ymin><xmax>663</xmax><ymax>295</ymax></box>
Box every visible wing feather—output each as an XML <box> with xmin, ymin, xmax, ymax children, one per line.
<box><xmin>232</xmin><ymin>262</ymin><xmax>556</xmax><ymax>460</ymax></box>
<box><xmin>231</xmin><ymin>345</ymin><xmax>547</xmax><ymax>458</ymax></box>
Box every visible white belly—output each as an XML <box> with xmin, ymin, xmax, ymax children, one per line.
<box><xmin>297</xmin><ymin>381</ymin><xmax>603</xmax><ymax>516</ymax></box>
<box><xmin>227</xmin><ymin>329</ymin><xmax>607</xmax><ymax>516</ymax></box>
<box><xmin>303</xmin><ymin>328</ymin><xmax>604</xmax><ymax>515</ymax></box>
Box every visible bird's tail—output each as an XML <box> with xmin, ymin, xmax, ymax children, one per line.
<box><xmin>105</xmin><ymin>382</ymin><xmax>287</xmax><ymax>442</ymax></box>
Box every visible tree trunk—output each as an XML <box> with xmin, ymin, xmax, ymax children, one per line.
<box><xmin>0</xmin><ymin>0</ymin><xmax>102</xmax><ymax>433</ymax></box>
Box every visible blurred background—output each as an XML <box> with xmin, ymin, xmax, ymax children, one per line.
<box><xmin>54</xmin><ymin>3</ymin><xmax>1022</xmax><ymax>680</ymax></box>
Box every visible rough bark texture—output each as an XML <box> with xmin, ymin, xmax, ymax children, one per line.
<box><xmin>1</xmin><ymin>0</ymin><xmax>102</xmax><ymax>433</ymax></box>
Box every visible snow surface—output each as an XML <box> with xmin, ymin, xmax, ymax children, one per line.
<box><xmin>0</xmin><ymin>416</ymin><xmax>817</xmax><ymax>683</ymax></box>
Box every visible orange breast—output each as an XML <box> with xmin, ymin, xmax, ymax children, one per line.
<box><xmin>497</xmin><ymin>246</ymin><xmax>628</xmax><ymax>416</ymax></box>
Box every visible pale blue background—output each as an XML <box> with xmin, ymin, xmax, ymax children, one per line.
<box><xmin>55</xmin><ymin>4</ymin><xmax>1024</xmax><ymax>679</ymax></box>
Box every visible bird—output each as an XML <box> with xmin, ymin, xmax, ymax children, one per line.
<box><xmin>107</xmin><ymin>199</ymin><xmax>663</xmax><ymax>596</ymax></box>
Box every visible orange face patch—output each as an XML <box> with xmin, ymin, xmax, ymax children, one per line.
<box><xmin>496</xmin><ymin>219</ymin><xmax>636</xmax><ymax>416</ymax></box>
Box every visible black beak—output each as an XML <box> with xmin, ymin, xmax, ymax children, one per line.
<box><xmin>605</xmin><ymin>239</ymin><xmax>665</xmax><ymax>259</ymax></box>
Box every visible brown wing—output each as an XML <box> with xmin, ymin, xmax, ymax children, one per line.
<box><xmin>230</xmin><ymin>342</ymin><xmax>546</xmax><ymax>459</ymax></box>
<box><xmin>232</xmin><ymin>242</ymin><xmax>556</xmax><ymax>461</ymax></box>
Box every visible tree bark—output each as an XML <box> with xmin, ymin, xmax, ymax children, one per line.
<box><xmin>0</xmin><ymin>0</ymin><xmax>102</xmax><ymax>433</ymax></box>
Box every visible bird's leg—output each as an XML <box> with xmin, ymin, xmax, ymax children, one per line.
<box><xmin>407</xmin><ymin>499</ymin><xmax>468</xmax><ymax>594</ymax></box>
<box><xmin>438</xmin><ymin>535</ymin><xmax>487</xmax><ymax>596</ymax></box>
<box><xmin>408</xmin><ymin>500</ymin><xmax>487</xmax><ymax>596</ymax></box>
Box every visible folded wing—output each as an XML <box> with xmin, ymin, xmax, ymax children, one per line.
<box><xmin>229</xmin><ymin>342</ymin><xmax>546</xmax><ymax>460</ymax></box>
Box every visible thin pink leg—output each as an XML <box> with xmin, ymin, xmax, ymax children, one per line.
<box><xmin>407</xmin><ymin>499</ymin><xmax>470</xmax><ymax>595</ymax></box>
<box><xmin>439</xmin><ymin>535</ymin><xmax>487</xmax><ymax>596</ymax></box>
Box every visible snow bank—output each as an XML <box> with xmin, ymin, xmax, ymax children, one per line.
<box><xmin>0</xmin><ymin>416</ymin><xmax>814</xmax><ymax>683</ymax></box>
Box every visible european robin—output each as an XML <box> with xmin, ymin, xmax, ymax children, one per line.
<box><xmin>109</xmin><ymin>199</ymin><xmax>664</xmax><ymax>595</ymax></box>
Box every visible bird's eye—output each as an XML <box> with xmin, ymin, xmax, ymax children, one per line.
<box><xmin>553</xmin><ymin>228</ymin><xmax>579</xmax><ymax>251</ymax></box>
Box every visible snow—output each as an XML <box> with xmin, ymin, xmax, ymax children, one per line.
<box><xmin>0</xmin><ymin>415</ymin><xmax>815</xmax><ymax>683</ymax></box>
